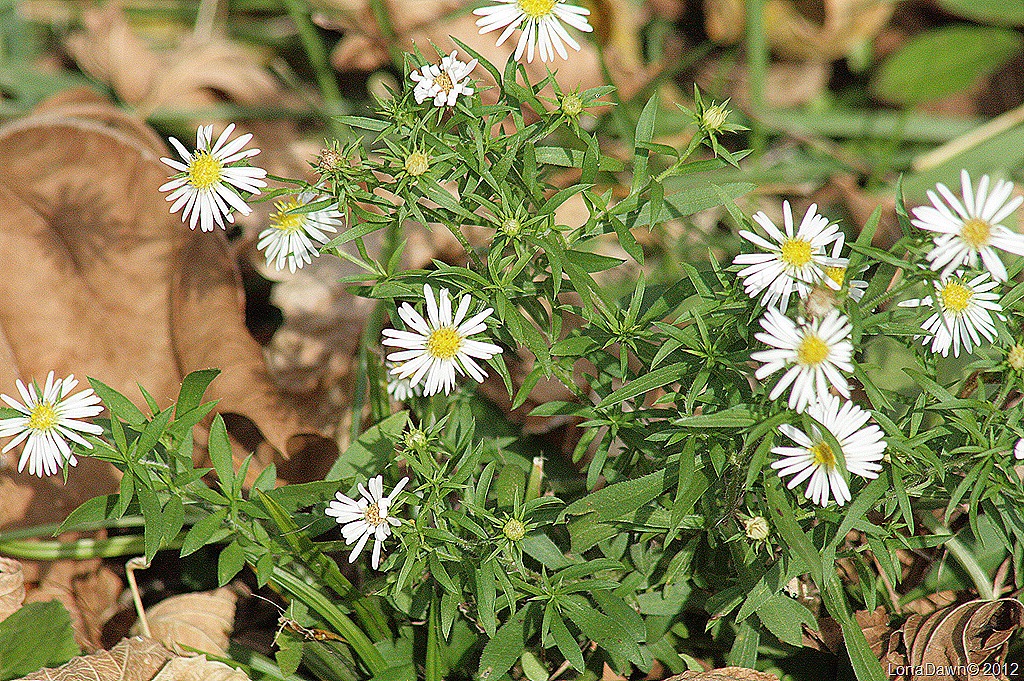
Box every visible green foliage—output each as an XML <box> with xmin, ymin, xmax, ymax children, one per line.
<box><xmin>0</xmin><ymin>601</ymin><xmax>80</xmax><ymax>679</ymax></box>
<box><xmin>871</xmin><ymin>25</ymin><xmax>1023</xmax><ymax>106</ymax></box>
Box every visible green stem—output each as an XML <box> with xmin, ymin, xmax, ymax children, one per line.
<box><xmin>281</xmin><ymin>0</ymin><xmax>346</xmax><ymax>134</ymax></box>
<box><xmin>918</xmin><ymin>513</ymin><xmax>995</xmax><ymax>601</ymax></box>
<box><xmin>425</xmin><ymin>596</ymin><xmax>442</xmax><ymax>681</ymax></box>
<box><xmin>367</xmin><ymin>0</ymin><xmax>403</xmax><ymax>67</ymax></box>
<box><xmin>272</xmin><ymin>565</ymin><xmax>388</xmax><ymax>675</ymax></box>
<box><xmin>744</xmin><ymin>0</ymin><xmax>768</xmax><ymax>155</ymax></box>
<box><xmin>0</xmin><ymin>534</ymin><xmax>177</xmax><ymax>560</ymax></box>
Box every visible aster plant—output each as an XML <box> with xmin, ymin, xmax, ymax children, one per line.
<box><xmin>10</xmin><ymin>42</ymin><xmax>1024</xmax><ymax>681</ymax></box>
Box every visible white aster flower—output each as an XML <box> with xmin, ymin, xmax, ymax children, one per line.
<box><xmin>474</xmin><ymin>0</ymin><xmax>593</xmax><ymax>64</ymax></box>
<box><xmin>1015</xmin><ymin>438</ymin><xmax>1024</xmax><ymax>461</ymax></box>
<box><xmin>386</xmin><ymin>361</ymin><xmax>423</xmax><ymax>402</ymax></box>
<box><xmin>898</xmin><ymin>271</ymin><xmax>1003</xmax><ymax>358</ymax></box>
<box><xmin>733</xmin><ymin>202</ymin><xmax>843</xmax><ymax>312</ymax></box>
<box><xmin>326</xmin><ymin>476</ymin><xmax>409</xmax><ymax>569</ymax></box>
<box><xmin>771</xmin><ymin>395</ymin><xmax>886</xmax><ymax>507</ymax></box>
<box><xmin>0</xmin><ymin>372</ymin><xmax>103</xmax><ymax>478</ymax></box>
<box><xmin>410</xmin><ymin>51</ymin><xmax>478</xmax><ymax>107</ymax></box>
<box><xmin>257</xmin><ymin>193</ymin><xmax>341</xmax><ymax>273</ymax></box>
<box><xmin>823</xmin><ymin>233</ymin><xmax>868</xmax><ymax>302</ymax></box>
<box><xmin>751</xmin><ymin>308</ymin><xmax>854</xmax><ymax>413</ymax></box>
<box><xmin>159</xmin><ymin>123</ymin><xmax>268</xmax><ymax>233</ymax></box>
<box><xmin>382</xmin><ymin>284</ymin><xmax>504</xmax><ymax>396</ymax></box>
<box><xmin>913</xmin><ymin>170</ymin><xmax>1024</xmax><ymax>282</ymax></box>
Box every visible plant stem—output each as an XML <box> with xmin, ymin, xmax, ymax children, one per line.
<box><xmin>281</xmin><ymin>0</ymin><xmax>346</xmax><ymax>134</ymax></box>
<box><xmin>425</xmin><ymin>596</ymin><xmax>442</xmax><ymax>681</ymax></box>
<box><xmin>272</xmin><ymin>565</ymin><xmax>388</xmax><ymax>675</ymax></box>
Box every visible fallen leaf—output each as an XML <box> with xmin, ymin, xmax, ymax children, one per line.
<box><xmin>151</xmin><ymin>656</ymin><xmax>249</xmax><ymax>681</ymax></box>
<box><xmin>15</xmin><ymin>636</ymin><xmax>173</xmax><ymax>681</ymax></box>
<box><xmin>0</xmin><ymin>94</ymin><xmax>336</xmax><ymax>497</ymax></box>
<box><xmin>0</xmin><ymin>557</ymin><xmax>25</xmax><ymax>623</ymax></box>
<box><xmin>667</xmin><ymin>668</ymin><xmax>779</xmax><ymax>681</ymax></box>
<box><xmin>704</xmin><ymin>0</ymin><xmax>893</xmax><ymax>62</ymax></box>
<box><xmin>904</xmin><ymin>599</ymin><xmax>1024</xmax><ymax>680</ymax></box>
<box><xmin>25</xmin><ymin>558</ymin><xmax>122</xmax><ymax>652</ymax></box>
<box><xmin>132</xmin><ymin>588</ymin><xmax>237</xmax><ymax>657</ymax></box>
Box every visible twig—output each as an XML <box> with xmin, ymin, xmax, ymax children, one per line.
<box><xmin>913</xmin><ymin>100</ymin><xmax>1024</xmax><ymax>172</ymax></box>
<box><xmin>126</xmin><ymin>557</ymin><xmax>152</xmax><ymax>638</ymax></box>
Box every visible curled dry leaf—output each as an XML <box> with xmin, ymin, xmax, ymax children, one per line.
<box><xmin>804</xmin><ymin>600</ymin><xmax>1024</xmax><ymax>681</ymax></box>
<box><xmin>15</xmin><ymin>636</ymin><xmax>174</xmax><ymax>681</ymax></box>
<box><xmin>150</xmin><ymin>656</ymin><xmax>249</xmax><ymax>681</ymax></box>
<box><xmin>131</xmin><ymin>588</ymin><xmax>237</xmax><ymax>657</ymax></box>
<box><xmin>667</xmin><ymin>668</ymin><xmax>780</xmax><ymax>681</ymax></box>
<box><xmin>0</xmin><ymin>557</ymin><xmax>25</xmax><ymax>623</ymax></box>
<box><xmin>704</xmin><ymin>0</ymin><xmax>893</xmax><ymax>62</ymax></box>
<box><xmin>0</xmin><ymin>92</ymin><xmax>336</xmax><ymax>500</ymax></box>
<box><xmin>24</xmin><ymin>558</ymin><xmax>123</xmax><ymax>652</ymax></box>
<box><xmin>903</xmin><ymin>599</ymin><xmax>1024</xmax><ymax>681</ymax></box>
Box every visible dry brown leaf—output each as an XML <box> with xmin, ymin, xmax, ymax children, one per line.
<box><xmin>705</xmin><ymin>0</ymin><xmax>892</xmax><ymax>62</ymax></box>
<box><xmin>904</xmin><ymin>599</ymin><xmax>1024</xmax><ymax>681</ymax></box>
<box><xmin>0</xmin><ymin>557</ymin><xmax>25</xmax><ymax>623</ymax></box>
<box><xmin>25</xmin><ymin>558</ymin><xmax>122</xmax><ymax>652</ymax></box>
<box><xmin>151</xmin><ymin>656</ymin><xmax>249</xmax><ymax>681</ymax></box>
<box><xmin>667</xmin><ymin>668</ymin><xmax>779</xmax><ymax>681</ymax></box>
<box><xmin>16</xmin><ymin>636</ymin><xmax>174</xmax><ymax>681</ymax></box>
<box><xmin>132</xmin><ymin>588</ymin><xmax>237</xmax><ymax>657</ymax></box>
<box><xmin>0</xmin><ymin>94</ymin><xmax>336</xmax><ymax>499</ymax></box>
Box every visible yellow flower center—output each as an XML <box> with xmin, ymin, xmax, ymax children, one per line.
<box><xmin>405</xmin><ymin>152</ymin><xmax>430</xmax><ymax>177</ymax></box>
<box><xmin>269</xmin><ymin>199</ymin><xmax>307</xmax><ymax>234</ymax></box>
<box><xmin>810</xmin><ymin>442</ymin><xmax>836</xmax><ymax>467</ymax></box>
<box><xmin>503</xmin><ymin>518</ymin><xmax>526</xmax><ymax>542</ymax></box>
<box><xmin>825</xmin><ymin>266</ymin><xmax>847</xmax><ymax>287</ymax></box>
<box><xmin>28</xmin><ymin>403</ymin><xmax>59</xmax><ymax>431</ymax></box>
<box><xmin>187</xmin><ymin>151</ymin><xmax>223</xmax><ymax>190</ymax></box>
<box><xmin>960</xmin><ymin>218</ymin><xmax>992</xmax><ymax>249</ymax></box>
<box><xmin>363</xmin><ymin>502</ymin><xmax>384</xmax><ymax>526</ymax></box>
<box><xmin>426</xmin><ymin>327</ymin><xmax>463</xmax><ymax>360</ymax></box>
<box><xmin>518</xmin><ymin>0</ymin><xmax>557</xmax><ymax>18</ymax></box>
<box><xmin>780</xmin><ymin>238</ymin><xmax>813</xmax><ymax>267</ymax></box>
<box><xmin>796</xmin><ymin>334</ymin><xmax>829</xmax><ymax>366</ymax></box>
<box><xmin>434</xmin><ymin>71</ymin><xmax>454</xmax><ymax>93</ymax></box>
<box><xmin>940</xmin><ymin>281</ymin><xmax>973</xmax><ymax>314</ymax></box>
<box><xmin>561</xmin><ymin>94</ymin><xmax>583</xmax><ymax>118</ymax></box>
<box><xmin>1008</xmin><ymin>343</ymin><xmax>1024</xmax><ymax>371</ymax></box>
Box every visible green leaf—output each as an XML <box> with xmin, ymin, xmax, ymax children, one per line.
<box><xmin>871</xmin><ymin>25</ymin><xmax>1023</xmax><ymax>106</ymax></box>
<box><xmin>88</xmin><ymin>377</ymin><xmax>146</xmax><ymax>426</ymax></box>
<box><xmin>478</xmin><ymin>606</ymin><xmax>528</xmax><ymax>680</ymax></box>
<box><xmin>0</xmin><ymin>601</ymin><xmax>80</xmax><ymax>679</ymax></box>
<box><xmin>180</xmin><ymin>508</ymin><xmax>229</xmax><ymax>556</ymax></box>
<box><xmin>562</xmin><ymin>601</ymin><xmax>645</xmax><ymax>666</ymax></box>
<box><xmin>138</xmin><ymin>487</ymin><xmax>164</xmax><ymax>563</ymax></box>
<box><xmin>208</xmin><ymin>414</ymin><xmax>235</xmax><ymax>492</ymax></box>
<box><xmin>939</xmin><ymin>0</ymin><xmax>1024</xmax><ymax>26</ymax></box>
<box><xmin>549</xmin><ymin>610</ymin><xmax>584</xmax><ymax>671</ymax></box>
<box><xmin>134</xmin><ymin>407</ymin><xmax>173</xmax><ymax>460</ymax></box>
<box><xmin>563</xmin><ymin>469</ymin><xmax>670</xmax><ymax>522</ymax></box>
<box><xmin>326</xmin><ymin>411</ymin><xmax>409</xmax><ymax>482</ymax></box>
<box><xmin>175</xmin><ymin>369</ymin><xmax>220</xmax><ymax>416</ymax></box>
<box><xmin>755</xmin><ymin>595</ymin><xmax>815</xmax><ymax>646</ymax></box>
<box><xmin>596</xmin><ymin>362</ymin><xmax>686</xmax><ymax>409</ymax></box>
<box><xmin>217</xmin><ymin>540</ymin><xmax>246</xmax><ymax>586</ymax></box>
<box><xmin>57</xmin><ymin>494</ymin><xmax>119</xmax><ymax>534</ymax></box>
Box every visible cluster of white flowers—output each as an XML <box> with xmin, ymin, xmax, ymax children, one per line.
<box><xmin>736</xmin><ymin>171</ymin><xmax>1024</xmax><ymax>505</ymax></box>
<box><xmin>410</xmin><ymin>50</ymin><xmax>478</xmax><ymax>108</ymax></box>
<box><xmin>733</xmin><ymin>202</ymin><xmax>884</xmax><ymax>507</ymax></box>
<box><xmin>899</xmin><ymin>171</ymin><xmax>1020</xmax><ymax>358</ymax></box>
